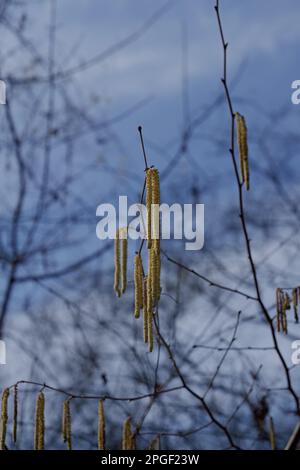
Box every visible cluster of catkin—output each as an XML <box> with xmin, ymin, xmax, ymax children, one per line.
<box><xmin>0</xmin><ymin>388</ymin><xmax>106</xmax><ymax>450</ymax></box>
<box><xmin>276</xmin><ymin>287</ymin><xmax>300</xmax><ymax>333</ymax></box>
<box><xmin>236</xmin><ymin>112</ymin><xmax>249</xmax><ymax>190</ymax></box>
<box><xmin>1</xmin><ymin>388</ymin><xmax>161</xmax><ymax>450</ymax></box>
<box><xmin>113</xmin><ymin>167</ymin><xmax>161</xmax><ymax>353</ymax></box>
<box><xmin>134</xmin><ymin>168</ymin><xmax>161</xmax><ymax>352</ymax></box>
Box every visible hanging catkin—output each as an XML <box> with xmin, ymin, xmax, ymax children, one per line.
<box><xmin>236</xmin><ymin>112</ymin><xmax>249</xmax><ymax>190</ymax></box>
<box><xmin>269</xmin><ymin>417</ymin><xmax>276</xmax><ymax>450</ymax></box>
<box><xmin>134</xmin><ymin>254</ymin><xmax>143</xmax><ymax>318</ymax></box>
<box><xmin>276</xmin><ymin>288</ymin><xmax>288</xmax><ymax>334</ymax></box>
<box><xmin>152</xmin><ymin>248</ymin><xmax>161</xmax><ymax>304</ymax></box>
<box><xmin>98</xmin><ymin>400</ymin><xmax>105</xmax><ymax>450</ymax></box>
<box><xmin>13</xmin><ymin>384</ymin><xmax>18</xmax><ymax>444</ymax></box>
<box><xmin>146</xmin><ymin>168</ymin><xmax>153</xmax><ymax>249</ymax></box>
<box><xmin>62</xmin><ymin>400</ymin><xmax>72</xmax><ymax>450</ymax></box>
<box><xmin>143</xmin><ymin>276</ymin><xmax>149</xmax><ymax>343</ymax></box>
<box><xmin>0</xmin><ymin>388</ymin><xmax>9</xmax><ymax>450</ymax></box>
<box><xmin>276</xmin><ymin>288</ymin><xmax>283</xmax><ymax>333</ymax></box>
<box><xmin>122</xmin><ymin>417</ymin><xmax>133</xmax><ymax>450</ymax></box>
<box><xmin>121</xmin><ymin>229</ymin><xmax>128</xmax><ymax>295</ymax></box>
<box><xmin>282</xmin><ymin>293</ymin><xmax>290</xmax><ymax>334</ymax></box>
<box><xmin>148</xmin><ymin>246</ymin><xmax>160</xmax><ymax>307</ymax></box>
<box><xmin>34</xmin><ymin>392</ymin><xmax>45</xmax><ymax>450</ymax></box>
<box><xmin>151</xmin><ymin>168</ymin><xmax>160</xmax><ymax>254</ymax></box>
<box><xmin>114</xmin><ymin>229</ymin><xmax>121</xmax><ymax>297</ymax></box>
<box><xmin>293</xmin><ymin>287</ymin><xmax>299</xmax><ymax>322</ymax></box>
<box><xmin>147</xmin><ymin>276</ymin><xmax>153</xmax><ymax>353</ymax></box>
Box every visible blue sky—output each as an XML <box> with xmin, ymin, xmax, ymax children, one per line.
<box><xmin>22</xmin><ymin>0</ymin><xmax>300</xmax><ymax>150</ymax></box>
<box><xmin>1</xmin><ymin>0</ymin><xmax>300</xmax><ymax>450</ymax></box>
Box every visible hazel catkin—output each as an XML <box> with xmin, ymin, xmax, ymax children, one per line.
<box><xmin>13</xmin><ymin>384</ymin><xmax>18</xmax><ymax>444</ymax></box>
<box><xmin>62</xmin><ymin>400</ymin><xmax>72</xmax><ymax>450</ymax></box>
<box><xmin>151</xmin><ymin>168</ymin><xmax>160</xmax><ymax>255</ymax></box>
<box><xmin>98</xmin><ymin>400</ymin><xmax>105</xmax><ymax>450</ymax></box>
<box><xmin>34</xmin><ymin>392</ymin><xmax>45</xmax><ymax>450</ymax></box>
<box><xmin>143</xmin><ymin>276</ymin><xmax>149</xmax><ymax>343</ymax></box>
<box><xmin>0</xmin><ymin>388</ymin><xmax>9</xmax><ymax>450</ymax></box>
<box><xmin>121</xmin><ymin>229</ymin><xmax>128</xmax><ymax>295</ymax></box>
<box><xmin>114</xmin><ymin>229</ymin><xmax>121</xmax><ymax>297</ymax></box>
<box><xmin>236</xmin><ymin>112</ymin><xmax>249</xmax><ymax>190</ymax></box>
<box><xmin>146</xmin><ymin>168</ymin><xmax>153</xmax><ymax>249</ymax></box>
<box><xmin>122</xmin><ymin>417</ymin><xmax>133</xmax><ymax>450</ymax></box>
<box><xmin>134</xmin><ymin>254</ymin><xmax>143</xmax><ymax>318</ymax></box>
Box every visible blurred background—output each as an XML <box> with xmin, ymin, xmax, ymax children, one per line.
<box><xmin>1</xmin><ymin>0</ymin><xmax>300</xmax><ymax>450</ymax></box>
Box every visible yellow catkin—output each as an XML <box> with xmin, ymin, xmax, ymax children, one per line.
<box><xmin>134</xmin><ymin>254</ymin><xmax>143</xmax><ymax>318</ymax></box>
<box><xmin>122</xmin><ymin>417</ymin><xmax>132</xmax><ymax>450</ymax></box>
<box><xmin>146</xmin><ymin>168</ymin><xmax>153</xmax><ymax>249</ymax></box>
<box><xmin>276</xmin><ymin>288</ymin><xmax>283</xmax><ymax>332</ymax></box>
<box><xmin>143</xmin><ymin>276</ymin><xmax>149</xmax><ymax>343</ymax></box>
<box><xmin>0</xmin><ymin>388</ymin><xmax>9</xmax><ymax>450</ymax></box>
<box><xmin>236</xmin><ymin>112</ymin><xmax>249</xmax><ymax>190</ymax></box>
<box><xmin>298</xmin><ymin>286</ymin><xmax>300</xmax><ymax>318</ymax></box>
<box><xmin>34</xmin><ymin>392</ymin><xmax>45</xmax><ymax>450</ymax></box>
<box><xmin>13</xmin><ymin>384</ymin><xmax>18</xmax><ymax>444</ymax></box>
<box><xmin>121</xmin><ymin>229</ymin><xmax>128</xmax><ymax>295</ymax></box>
<box><xmin>150</xmin><ymin>248</ymin><xmax>156</xmax><ymax>304</ymax></box>
<box><xmin>149</xmin><ymin>247</ymin><xmax>160</xmax><ymax>306</ymax></box>
<box><xmin>282</xmin><ymin>293</ymin><xmax>290</xmax><ymax>334</ymax></box>
<box><xmin>284</xmin><ymin>293</ymin><xmax>291</xmax><ymax>311</ymax></box>
<box><xmin>156</xmin><ymin>251</ymin><xmax>161</xmax><ymax>302</ymax></box>
<box><xmin>98</xmin><ymin>400</ymin><xmax>105</xmax><ymax>450</ymax></box>
<box><xmin>282</xmin><ymin>311</ymin><xmax>288</xmax><ymax>335</ymax></box>
<box><xmin>269</xmin><ymin>417</ymin><xmax>276</xmax><ymax>450</ymax></box>
<box><xmin>151</xmin><ymin>168</ymin><xmax>160</xmax><ymax>255</ymax></box>
<box><xmin>147</xmin><ymin>277</ymin><xmax>153</xmax><ymax>353</ymax></box>
<box><xmin>293</xmin><ymin>287</ymin><xmax>299</xmax><ymax>322</ymax></box>
<box><xmin>114</xmin><ymin>229</ymin><xmax>121</xmax><ymax>297</ymax></box>
<box><xmin>62</xmin><ymin>400</ymin><xmax>72</xmax><ymax>450</ymax></box>
<box><xmin>153</xmin><ymin>249</ymin><xmax>161</xmax><ymax>304</ymax></box>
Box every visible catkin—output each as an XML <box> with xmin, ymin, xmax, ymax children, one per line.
<box><xmin>146</xmin><ymin>168</ymin><xmax>153</xmax><ymax>249</ymax></box>
<box><xmin>134</xmin><ymin>254</ymin><xmax>143</xmax><ymax>318</ymax></box>
<box><xmin>276</xmin><ymin>288</ymin><xmax>291</xmax><ymax>334</ymax></box>
<box><xmin>122</xmin><ymin>417</ymin><xmax>133</xmax><ymax>450</ymax></box>
<box><xmin>152</xmin><ymin>249</ymin><xmax>161</xmax><ymax>304</ymax></box>
<box><xmin>13</xmin><ymin>384</ymin><xmax>18</xmax><ymax>444</ymax></box>
<box><xmin>236</xmin><ymin>112</ymin><xmax>249</xmax><ymax>190</ymax></box>
<box><xmin>62</xmin><ymin>400</ymin><xmax>72</xmax><ymax>450</ymax></box>
<box><xmin>34</xmin><ymin>392</ymin><xmax>45</xmax><ymax>450</ymax></box>
<box><xmin>151</xmin><ymin>168</ymin><xmax>160</xmax><ymax>255</ymax></box>
<box><xmin>283</xmin><ymin>293</ymin><xmax>290</xmax><ymax>334</ymax></box>
<box><xmin>276</xmin><ymin>288</ymin><xmax>283</xmax><ymax>333</ymax></box>
<box><xmin>114</xmin><ymin>229</ymin><xmax>121</xmax><ymax>297</ymax></box>
<box><xmin>147</xmin><ymin>277</ymin><xmax>153</xmax><ymax>353</ymax></box>
<box><xmin>0</xmin><ymin>388</ymin><xmax>9</xmax><ymax>450</ymax></box>
<box><xmin>293</xmin><ymin>288</ymin><xmax>299</xmax><ymax>322</ymax></box>
<box><xmin>121</xmin><ymin>229</ymin><xmax>128</xmax><ymax>295</ymax></box>
<box><xmin>143</xmin><ymin>276</ymin><xmax>149</xmax><ymax>343</ymax></box>
<box><xmin>98</xmin><ymin>400</ymin><xmax>105</xmax><ymax>450</ymax></box>
<box><xmin>149</xmin><ymin>247</ymin><xmax>160</xmax><ymax>307</ymax></box>
<box><xmin>269</xmin><ymin>417</ymin><xmax>276</xmax><ymax>450</ymax></box>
